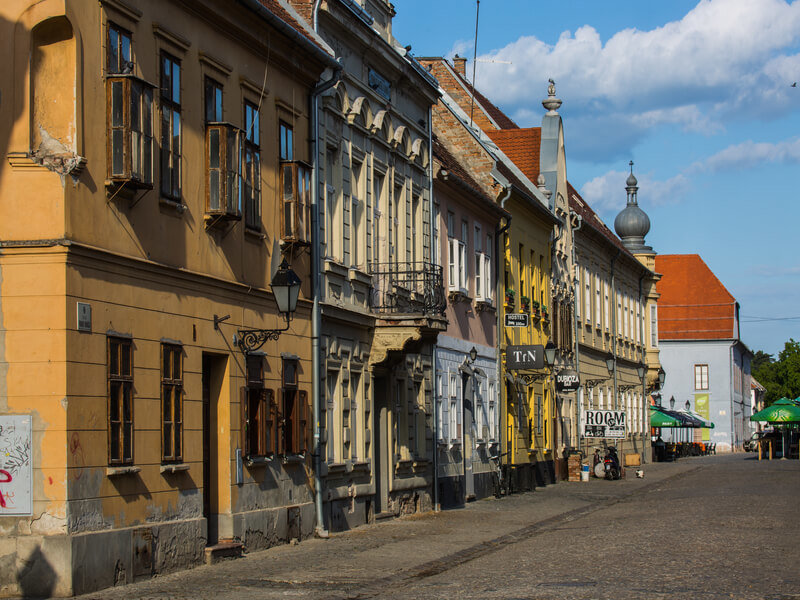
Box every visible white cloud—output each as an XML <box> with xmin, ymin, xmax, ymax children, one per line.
<box><xmin>580</xmin><ymin>170</ymin><xmax>690</xmax><ymax>215</ymax></box>
<box><xmin>471</xmin><ymin>0</ymin><xmax>800</xmax><ymax>154</ymax></box>
<box><xmin>691</xmin><ymin>137</ymin><xmax>800</xmax><ymax>172</ymax></box>
<box><xmin>445</xmin><ymin>38</ymin><xmax>473</xmax><ymax>62</ymax></box>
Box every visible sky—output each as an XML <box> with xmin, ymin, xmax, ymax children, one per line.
<box><xmin>393</xmin><ymin>0</ymin><xmax>800</xmax><ymax>357</ymax></box>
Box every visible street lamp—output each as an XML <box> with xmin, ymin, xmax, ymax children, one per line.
<box><xmin>658</xmin><ymin>367</ymin><xmax>666</xmax><ymax>388</ymax></box>
<box><xmin>544</xmin><ymin>341</ymin><xmax>556</xmax><ymax>367</ymax></box>
<box><xmin>237</xmin><ymin>259</ymin><xmax>302</xmax><ymax>353</ymax></box>
<box><xmin>669</xmin><ymin>395</ymin><xmax>675</xmax><ymax>409</ymax></box>
<box><xmin>468</xmin><ymin>346</ymin><xmax>478</xmax><ymax>363</ymax></box>
<box><xmin>605</xmin><ymin>357</ymin><xmax>616</xmax><ymax>374</ymax></box>
<box><xmin>685</xmin><ymin>399</ymin><xmax>691</xmax><ymax>412</ymax></box>
<box><xmin>636</xmin><ymin>365</ymin><xmax>646</xmax><ymax>380</ymax></box>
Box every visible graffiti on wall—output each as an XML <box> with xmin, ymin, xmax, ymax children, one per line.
<box><xmin>0</xmin><ymin>415</ymin><xmax>33</xmax><ymax>515</ymax></box>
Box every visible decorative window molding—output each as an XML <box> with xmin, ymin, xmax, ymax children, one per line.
<box><xmin>152</xmin><ymin>23</ymin><xmax>190</xmax><ymax>53</ymax></box>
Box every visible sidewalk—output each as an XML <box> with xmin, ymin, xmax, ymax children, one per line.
<box><xmin>77</xmin><ymin>457</ymin><xmax>708</xmax><ymax>600</ymax></box>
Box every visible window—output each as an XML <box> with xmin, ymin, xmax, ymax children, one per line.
<box><xmin>161</xmin><ymin>344</ymin><xmax>183</xmax><ymax>463</ymax></box>
<box><xmin>447</xmin><ymin>213</ymin><xmax>467</xmax><ymax>293</ymax></box>
<box><xmin>475</xmin><ymin>225</ymin><xmax>483</xmax><ymax>299</ymax></box>
<box><xmin>584</xmin><ymin>268</ymin><xmax>591</xmax><ymax>323</ymax></box>
<box><xmin>325</xmin><ymin>372</ymin><xmax>337</xmax><ymax>462</ymax></box>
<box><xmin>243</xmin><ymin>102</ymin><xmax>261</xmax><ymax>229</ymax></box>
<box><xmin>650</xmin><ymin>304</ymin><xmax>659</xmax><ymax>347</ymax></box>
<box><xmin>617</xmin><ymin>294</ymin><xmax>623</xmax><ymax>337</ymax></box>
<box><xmin>535</xmin><ymin>394</ymin><xmax>543</xmax><ymax>435</ymax></box>
<box><xmin>242</xmin><ymin>355</ymin><xmax>276</xmax><ymax>458</ymax></box>
<box><xmin>371</xmin><ymin>171</ymin><xmax>384</xmax><ymax>266</ymax></box>
<box><xmin>604</xmin><ymin>281</ymin><xmax>610</xmax><ymax>330</ymax></box>
<box><xmin>449</xmin><ymin>373</ymin><xmax>459</xmax><ymax>442</ymax></box>
<box><xmin>623</xmin><ymin>295</ymin><xmax>630</xmax><ymax>338</ymax></box>
<box><xmin>594</xmin><ymin>274</ymin><xmax>601</xmax><ymax>328</ymax></box>
<box><xmin>436</xmin><ymin>374</ymin><xmax>444</xmax><ymax>443</ymax></box>
<box><xmin>351</xmin><ymin>372</ymin><xmax>361</xmax><ymax>460</ymax></box>
<box><xmin>205</xmin><ymin>79</ymin><xmax>242</xmax><ymax>219</ymax></box>
<box><xmin>281</xmin><ymin>358</ymin><xmax>308</xmax><ymax>455</ymax></box>
<box><xmin>488</xmin><ymin>381</ymin><xmax>496</xmax><ymax>441</ymax></box>
<box><xmin>351</xmin><ymin>160</ymin><xmax>365</xmax><ymax>268</ymax></box>
<box><xmin>108</xmin><ymin>336</ymin><xmax>133</xmax><ymax>465</ymax></box>
<box><xmin>694</xmin><ymin>364</ymin><xmax>709</xmax><ymax>390</ymax></box>
<box><xmin>160</xmin><ymin>53</ymin><xmax>181</xmax><ymax>201</ymax></box>
<box><xmin>107</xmin><ymin>23</ymin><xmax>132</xmax><ymax>74</ymax></box>
<box><xmin>106</xmin><ymin>27</ymin><xmax>153</xmax><ymax>188</ymax></box>
<box><xmin>279</xmin><ymin>123</ymin><xmax>311</xmax><ymax>243</ymax></box>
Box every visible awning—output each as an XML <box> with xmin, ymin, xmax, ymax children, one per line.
<box><xmin>649</xmin><ymin>406</ymin><xmax>683</xmax><ymax>428</ymax></box>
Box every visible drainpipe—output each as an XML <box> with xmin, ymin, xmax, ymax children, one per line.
<box><xmin>729</xmin><ymin>341</ymin><xmax>736</xmax><ymax>452</ymax></box>
<box><xmin>310</xmin><ymin>62</ymin><xmax>342</xmax><ymax>538</ymax></box>
<box><xmin>638</xmin><ymin>272</ymin><xmax>647</xmax><ymax>463</ymax></box>
<box><xmin>495</xmin><ymin>184</ymin><xmax>512</xmax><ymax>468</ymax></box>
<box><xmin>428</xmin><ymin>106</ymin><xmax>440</xmax><ymax>512</ymax></box>
<box><xmin>610</xmin><ymin>250</ymin><xmax>621</xmax><ymax>413</ymax></box>
<box><xmin>569</xmin><ymin>211</ymin><xmax>582</xmax><ymax>455</ymax></box>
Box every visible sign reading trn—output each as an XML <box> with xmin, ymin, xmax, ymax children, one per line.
<box><xmin>582</xmin><ymin>410</ymin><xmax>627</xmax><ymax>439</ymax></box>
<box><xmin>505</xmin><ymin>344</ymin><xmax>544</xmax><ymax>370</ymax></box>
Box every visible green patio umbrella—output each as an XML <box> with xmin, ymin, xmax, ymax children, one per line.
<box><xmin>750</xmin><ymin>402</ymin><xmax>800</xmax><ymax>423</ymax></box>
<box><xmin>773</xmin><ymin>397</ymin><xmax>800</xmax><ymax>406</ymax></box>
<box><xmin>649</xmin><ymin>406</ymin><xmax>683</xmax><ymax>427</ymax></box>
<box><xmin>686</xmin><ymin>410</ymin><xmax>715</xmax><ymax>429</ymax></box>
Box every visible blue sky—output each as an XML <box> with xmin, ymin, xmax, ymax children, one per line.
<box><xmin>394</xmin><ymin>0</ymin><xmax>800</xmax><ymax>357</ymax></box>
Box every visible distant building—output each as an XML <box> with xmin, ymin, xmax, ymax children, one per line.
<box><xmin>750</xmin><ymin>378</ymin><xmax>766</xmax><ymax>433</ymax></box>
<box><xmin>655</xmin><ymin>255</ymin><xmax>752</xmax><ymax>451</ymax></box>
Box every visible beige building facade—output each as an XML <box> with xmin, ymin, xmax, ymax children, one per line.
<box><xmin>0</xmin><ymin>0</ymin><xmax>335</xmax><ymax>595</ymax></box>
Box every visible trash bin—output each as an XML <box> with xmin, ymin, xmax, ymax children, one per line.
<box><xmin>580</xmin><ymin>464</ymin><xmax>590</xmax><ymax>482</ymax></box>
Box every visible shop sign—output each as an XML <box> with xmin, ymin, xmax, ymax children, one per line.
<box><xmin>582</xmin><ymin>410</ymin><xmax>626</xmax><ymax>439</ymax></box>
<box><xmin>505</xmin><ymin>344</ymin><xmax>544</xmax><ymax>370</ymax></box>
<box><xmin>555</xmin><ymin>369</ymin><xmax>580</xmax><ymax>392</ymax></box>
<box><xmin>504</xmin><ymin>313</ymin><xmax>529</xmax><ymax>328</ymax></box>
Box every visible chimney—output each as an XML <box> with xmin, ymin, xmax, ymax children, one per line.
<box><xmin>453</xmin><ymin>54</ymin><xmax>467</xmax><ymax>78</ymax></box>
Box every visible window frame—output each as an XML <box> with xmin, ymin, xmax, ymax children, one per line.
<box><xmin>280</xmin><ymin>358</ymin><xmax>308</xmax><ymax>455</ymax></box>
<box><xmin>108</xmin><ymin>336</ymin><xmax>134</xmax><ymax>466</ymax></box>
<box><xmin>161</xmin><ymin>343</ymin><xmax>184</xmax><ymax>463</ymax></box>
<box><xmin>106</xmin><ymin>22</ymin><xmax>133</xmax><ymax>75</ymax></box>
<box><xmin>241</xmin><ymin>355</ymin><xmax>276</xmax><ymax>459</ymax></box>
<box><xmin>159</xmin><ymin>52</ymin><xmax>182</xmax><ymax>203</ymax></box>
<box><xmin>694</xmin><ymin>364</ymin><xmax>709</xmax><ymax>391</ymax></box>
<box><xmin>243</xmin><ymin>100</ymin><xmax>261</xmax><ymax>230</ymax></box>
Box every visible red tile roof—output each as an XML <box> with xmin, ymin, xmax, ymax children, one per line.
<box><xmin>261</xmin><ymin>0</ymin><xmax>332</xmax><ymax>56</ymax></box>
<box><xmin>486</xmin><ymin>128</ymin><xmax>541</xmax><ymax>183</ymax></box>
<box><xmin>655</xmin><ymin>254</ymin><xmax>737</xmax><ymax>340</ymax></box>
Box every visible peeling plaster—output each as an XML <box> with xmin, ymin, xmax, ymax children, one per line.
<box><xmin>29</xmin><ymin>126</ymin><xmax>85</xmax><ymax>183</ymax></box>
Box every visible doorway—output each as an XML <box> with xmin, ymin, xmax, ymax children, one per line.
<box><xmin>202</xmin><ymin>353</ymin><xmax>226</xmax><ymax>545</ymax></box>
<box><xmin>373</xmin><ymin>375</ymin><xmax>390</xmax><ymax>515</ymax></box>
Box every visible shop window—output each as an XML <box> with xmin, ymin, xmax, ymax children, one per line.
<box><xmin>108</xmin><ymin>336</ymin><xmax>133</xmax><ymax>465</ymax></box>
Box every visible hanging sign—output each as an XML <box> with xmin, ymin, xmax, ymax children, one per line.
<box><xmin>0</xmin><ymin>415</ymin><xmax>33</xmax><ymax>516</ymax></box>
<box><xmin>505</xmin><ymin>344</ymin><xmax>544</xmax><ymax>370</ymax></box>
<box><xmin>555</xmin><ymin>369</ymin><xmax>580</xmax><ymax>392</ymax></box>
<box><xmin>582</xmin><ymin>410</ymin><xmax>626</xmax><ymax>439</ymax></box>
<box><xmin>504</xmin><ymin>313</ymin><xmax>529</xmax><ymax>328</ymax></box>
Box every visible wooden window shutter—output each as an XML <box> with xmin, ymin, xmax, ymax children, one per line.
<box><xmin>277</xmin><ymin>388</ymin><xmax>286</xmax><ymax>455</ymax></box>
<box><xmin>299</xmin><ymin>390</ymin><xmax>309</xmax><ymax>454</ymax></box>
<box><xmin>290</xmin><ymin>391</ymin><xmax>301</xmax><ymax>454</ymax></box>
<box><xmin>266</xmin><ymin>389</ymin><xmax>277</xmax><ymax>456</ymax></box>
<box><xmin>240</xmin><ymin>386</ymin><xmax>250</xmax><ymax>457</ymax></box>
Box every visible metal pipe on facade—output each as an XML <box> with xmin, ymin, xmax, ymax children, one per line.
<box><xmin>309</xmin><ymin>62</ymin><xmax>342</xmax><ymax>538</ymax></box>
<box><xmin>569</xmin><ymin>211</ymin><xmax>583</xmax><ymax>456</ymax></box>
<box><xmin>428</xmin><ymin>105</ymin><xmax>440</xmax><ymax>512</ymax></box>
<box><xmin>495</xmin><ymin>185</ymin><xmax>512</xmax><ymax>468</ymax></box>
<box><xmin>610</xmin><ymin>250</ymin><xmax>621</xmax><ymax>411</ymax></box>
<box><xmin>638</xmin><ymin>272</ymin><xmax>647</xmax><ymax>464</ymax></box>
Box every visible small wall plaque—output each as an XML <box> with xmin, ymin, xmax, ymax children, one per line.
<box><xmin>77</xmin><ymin>302</ymin><xmax>92</xmax><ymax>332</ymax></box>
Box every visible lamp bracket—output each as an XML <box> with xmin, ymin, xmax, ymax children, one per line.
<box><xmin>520</xmin><ymin>372</ymin><xmax>547</xmax><ymax>385</ymax></box>
<box><xmin>237</xmin><ymin>318</ymin><xmax>290</xmax><ymax>353</ymax></box>
<box><xmin>618</xmin><ymin>384</ymin><xmax>639</xmax><ymax>392</ymax></box>
<box><xmin>585</xmin><ymin>378</ymin><xmax>608</xmax><ymax>389</ymax></box>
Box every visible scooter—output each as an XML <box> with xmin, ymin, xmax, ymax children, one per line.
<box><xmin>603</xmin><ymin>446</ymin><xmax>621</xmax><ymax>480</ymax></box>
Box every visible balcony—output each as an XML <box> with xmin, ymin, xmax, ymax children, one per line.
<box><xmin>369</xmin><ymin>261</ymin><xmax>446</xmax><ymax>317</ymax></box>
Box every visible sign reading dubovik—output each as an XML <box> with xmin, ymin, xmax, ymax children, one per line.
<box><xmin>505</xmin><ymin>345</ymin><xmax>544</xmax><ymax>370</ymax></box>
<box><xmin>555</xmin><ymin>369</ymin><xmax>580</xmax><ymax>392</ymax></box>
<box><xmin>583</xmin><ymin>410</ymin><xmax>627</xmax><ymax>439</ymax></box>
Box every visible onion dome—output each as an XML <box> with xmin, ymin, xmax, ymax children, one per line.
<box><xmin>614</xmin><ymin>161</ymin><xmax>652</xmax><ymax>252</ymax></box>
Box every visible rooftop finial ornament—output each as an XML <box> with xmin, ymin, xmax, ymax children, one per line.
<box><xmin>542</xmin><ymin>78</ymin><xmax>562</xmax><ymax>114</ymax></box>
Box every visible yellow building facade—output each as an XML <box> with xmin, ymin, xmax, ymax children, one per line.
<box><xmin>0</xmin><ymin>0</ymin><xmax>335</xmax><ymax>595</ymax></box>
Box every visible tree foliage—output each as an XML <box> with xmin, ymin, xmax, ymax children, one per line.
<box><xmin>752</xmin><ymin>339</ymin><xmax>800</xmax><ymax>406</ymax></box>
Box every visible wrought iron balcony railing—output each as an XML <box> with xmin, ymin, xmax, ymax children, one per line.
<box><xmin>369</xmin><ymin>261</ymin><xmax>446</xmax><ymax>317</ymax></box>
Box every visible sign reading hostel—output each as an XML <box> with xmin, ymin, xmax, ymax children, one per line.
<box><xmin>555</xmin><ymin>369</ymin><xmax>580</xmax><ymax>392</ymax></box>
<box><xmin>505</xmin><ymin>344</ymin><xmax>544</xmax><ymax>370</ymax></box>
<box><xmin>504</xmin><ymin>313</ymin><xmax>529</xmax><ymax>328</ymax></box>
<box><xmin>583</xmin><ymin>410</ymin><xmax>626</xmax><ymax>439</ymax></box>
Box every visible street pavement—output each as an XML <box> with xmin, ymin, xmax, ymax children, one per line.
<box><xmin>75</xmin><ymin>453</ymin><xmax>800</xmax><ymax>600</ymax></box>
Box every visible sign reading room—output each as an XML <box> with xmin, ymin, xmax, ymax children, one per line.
<box><xmin>505</xmin><ymin>344</ymin><xmax>544</xmax><ymax>370</ymax></box>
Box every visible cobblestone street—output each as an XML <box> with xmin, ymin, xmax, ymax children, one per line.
<box><xmin>74</xmin><ymin>454</ymin><xmax>800</xmax><ymax>600</ymax></box>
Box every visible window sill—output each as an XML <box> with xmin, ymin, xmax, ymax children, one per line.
<box><xmin>349</xmin><ymin>268</ymin><xmax>372</xmax><ymax>286</ymax></box>
<box><xmin>161</xmin><ymin>198</ymin><xmax>187</xmax><ymax>213</ymax></box>
<box><xmin>324</xmin><ymin>260</ymin><xmax>349</xmax><ymax>278</ymax></box>
<box><xmin>282</xmin><ymin>453</ymin><xmax>306</xmax><ymax>464</ymax></box>
<box><xmin>475</xmin><ymin>300</ymin><xmax>495</xmax><ymax>313</ymax></box>
<box><xmin>244</xmin><ymin>227</ymin><xmax>266</xmax><ymax>241</ymax></box>
<box><xmin>448</xmin><ymin>289</ymin><xmax>471</xmax><ymax>303</ymax></box>
<box><xmin>160</xmin><ymin>463</ymin><xmax>190</xmax><ymax>474</ymax></box>
<box><xmin>106</xmin><ymin>466</ymin><xmax>141</xmax><ymax>477</ymax></box>
<box><xmin>245</xmin><ymin>456</ymin><xmax>273</xmax><ymax>467</ymax></box>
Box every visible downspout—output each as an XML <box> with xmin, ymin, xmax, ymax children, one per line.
<box><xmin>495</xmin><ymin>185</ymin><xmax>512</xmax><ymax>469</ymax></box>
<box><xmin>310</xmin><ymin>62</ymin><xmax>342</xmax><ymax>538</ymax></box>
<box><xmin>638</xmin><ymin>272</ymin><xmax>647</xmax><ymax>463</ymax></box>
<box><xmin>313</xmin><ymin>0</ymin><xmax>322</xmax><ymax>29</ymax></box>
<box><xmin>729</xmin><ymin>341</ymin><xmax>736</xmax><ymax>451</ymax></box>
<box><xmin>610</xmin><ymin>250</ymin><xmax>621</xmax><ymax>412</ymax></box>
<box><xmin>569</xmin><ymin>211</ymin><xmax>582</xmax><ymax>455</ymax></box>
<box><xmin>429</xmin><ymin>105</ymin><xmax>440</xmax><ymax>512</ymax></box>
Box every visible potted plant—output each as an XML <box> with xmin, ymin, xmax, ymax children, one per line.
<box><xmin>520</xmin><ymin>295</ymin><xmax>531</xmax><ymax>313</ymax></box>
<box><xmin>531</xmin><ymin>299</ymin><xmax>540</xmax><ymax>317</ymax></box>
<box><xmin>541</xmin><ymin>304</ymin><xmax>549</xmax><ymax>320</ymax></box>
<box><xmin>505</xmin><ymin>288</ymin><xmax>515</xmax><ymax>307</ymax></box>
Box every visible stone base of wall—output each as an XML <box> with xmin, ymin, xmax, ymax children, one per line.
<box><xmin>232</xmin><ymin>502</ymin><xmax>315</xmax><ymax>550</ymax></box>
<box><xmin>326</xmin><ymin>496</ymin><xmax>372</xmax><ymax>532</ymax></box>
<box><xmin>0</xmin><ymin>517</ymin><xmax>206</xmax><ymax>598</ymax></box>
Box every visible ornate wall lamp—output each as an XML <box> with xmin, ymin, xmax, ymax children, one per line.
<box><xmin>237</xmin><ymin>259</ymin><xmax>302</xmax><ymax>353</ymax></box>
